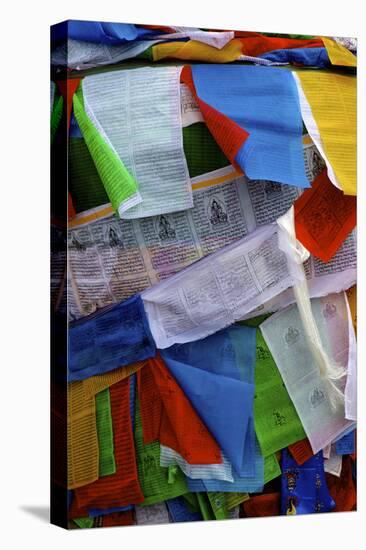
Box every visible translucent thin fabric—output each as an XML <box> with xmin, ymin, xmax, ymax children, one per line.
<box><xmin>260</xmin><ymin>294</ymin><xmax>355</xmax><ymax>453</ymax></box>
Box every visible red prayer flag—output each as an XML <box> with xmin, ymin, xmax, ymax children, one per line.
<box><xmin>239</xmin><ymin>35</ymin><xmax>324</xmax><ymax>57</ymax></box>
<box><xmin>295</xmin><ymin>169</ymin><xmax>356</xmax><ymax>262</ymax></box>
<box><xmin>181</xmin><ymin>66</ymin><xmax>249</xmax><ymax>168</ymax></box>
<box><xmin>288</xmin><ymin>438</ymin><xmax>314</xmax><ymax>465</ymax></box>
<box><xmin>243</xmin><ymin>492</ymin><xmax>281</xmax><ymax>517</ymax></box>
<box><xmin>98</xmin><ymin>510</ymin><xmax>135</xmax><ymax>527</ymax></box>
<box><xmin>326</xmin><ymin>456</ymin><xmax>356</xmax><ymax>512</ymax></box>
<box><xmin>73</xmin><ymin>378</ymin><xmax>144</xmax><ymax>511</ymax></box>
<box><xmin>138</xmin><ymin>356</ymin><xmax>222</xmax><ymax>465</ymax></box>
<box><xmin>56</xmin><ymin>78</ymin><xmax>82</xmax><ymax>131</ymax></box>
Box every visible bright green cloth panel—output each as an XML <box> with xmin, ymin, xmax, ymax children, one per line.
<box><xmin>237</xmin><ymin>314</ymin><xmax>272</xmax><ymax>329</ymax></box>
<box><xmin>208</xmin><ymin>491</ymin><xmax>249</xmax><ymax>520</ymax></box>
<box><xmin>263</xmin><ymin>453</ymin><xmax>281</xmax><ymax>484</ymax></box>
<box><xmin>207</xmin><ymin>492</ymin><xmax>228</xmax><ymax>520</ymax></box>
<box><xmin>73</xmin><ymin>517</ymin><xmax>94</xmax><ymax>528</ymax></box>
<box><xmin>73</xmin><ymin>85</ymin><xmax>140</xmax><ymax>215</ymax></box>
<box><xmin>134</xmin><ymin>401</ymin><xmax>188</xmax><ymax>506</ymax></box>
<box><xmin>254</xmin><ymin>330</ymin><xmax>306</xmax><ymax>457</ymax></box>
<box><xmin>95</xmin><ymin>389</ymin><xmax>116</xmax><ymax>477</ymax></box>
<box><xmin>262</xmin><ymin>33</ymin><xmax>315</xmax><ymax>39</ymax></box>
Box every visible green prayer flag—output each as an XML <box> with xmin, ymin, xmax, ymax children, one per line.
<box><xmin>224</xmin><ymin>492</ymin><xmax>250</xmax><ymax>510</ymax></box>
<box><xmin>73</xmin><ymin>517</ymin><xmax>94</xmax><ymax>529</ymax></box>
<box><xmin>264</xmin><ymin>453</ymin><xmax>282</xmax><ymax>484</ymax></box>
<box><xmin>51</xmin><ymin>92</ymin><xmax>63</xmax><ymax>143</ymax></box>
<box><xmin>73</xmin><ymin>85</ymin><xmax>141</xmax><ymax>216</ymax></box>
<box><xmin>136</xmin><ymin>46</ymin><xmax>153</xmax><ymax>61</ymax></box>
<box><xmin>69</xmin><ymin>138</ymin><xmax>109</xmax><ymax>213</ymax></box>
<box><xmin>95</xmin><ymin>389</ymin><xmax>116</xmax><ymax>477</ymax></box>
<box><xmin>254</xmin><ymin>330</ymin><xmax>306</xmax><ymax>457</ymax></box>
<box><xmin>207</xmin><ymin>492</ymin><xmax>228</xmax><ymax>520</ymax></box>
<box><xmin>237</xmin><ymin>314</ymin><xmax>272</xmax><ymax>328</ymax></box>
<box><xmin>208</xmin><ymin>492</ymin><xmax>249</xmax><ymax>520</ymax></box>
<box><xmin>183</xmin><ymin>122</ymin><xmax>230</xmax><ymax>178</ymax></box>
<box><xmin>182</xmin><ymin>493</ymin><xmax>200</xmax><ymax>513</ymax></box>
<box><xmin>261</xmin><ymin>33</ymin><xmax>315</xmax><ymax>39</ymax></box>
<box><xmin>68</xmin><ymin>120</ymin><xmax>231</xmax><ymax>214</ymax></box>
<box><xmin>196</xmin><ymin>493</ymin><xmax>215</xmax><ymax>521</ymax></box>
<box><xmin>134</xmin><ymin>401</ymin><xmax>188</xmax><ymax>506</ymax></box>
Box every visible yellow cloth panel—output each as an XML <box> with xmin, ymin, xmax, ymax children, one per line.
<box><xmin>153</xmin><ymin>38</ymin><xmax>243</xmax><ymax>63</ymax></box>
<box><xmin>346</xmin><ymin>285</ymin><xmax>357</xmax><ymax>334</ymax></box>
<box><xmin>297</xmin><ymin>71</ymin><xmax>356</xmax><ymax>195</ymax></box>
<box><xmin>321</xmin><ymin>37</ymin><xmax>357</xmax><ymax>67</ymax></box>
<box><xmin>82</xmin><ymin>361</ymin><xmax>146</xmax><ymax>399</ymax></box>
<box><xmin>68</xmin><ymin>381</ymin><xmax>99</xmax><ymax>489</ymax></box>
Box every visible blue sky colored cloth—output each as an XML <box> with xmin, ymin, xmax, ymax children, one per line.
<box><xmin>162</xmin><ymin>325</ymin><xmax>257</xmax><ymax>477</ymax></box>
<box><xmin>191</xmin><ymin>65</ymin><xmax>310</xmax><ymax>188</ymax></box>
<box><xmin>166</xmin><ymin>497</ymin><xmax>202</xmax><ymax>522</ymax></box>
<box><xmin>335</xmin><ymin>430</ymin><xmax>355</xmax><ymax>455</ymax></box>
<box><xmin>68</xmin><ymin>295</ymin><xmax>156</xmax><ymax>381</ymax></box>
<box><xmin>51</xmin><ymin>21</ymin><xmax>158</xmax><ymax>45</ymax></box>
<box><xmin>261</xmin><ymin>47</ymin><xmax>330</xmax><ymax>67</ymax></box>
<box><xmin>165</xmin><ymin>325</ymin><xmax>256</xmax><ymax>383</ymax></box>
<box><xmin>67</xmin><ymin>21</ymin><xmax>157</xmax><ymax>45</ymax></box>
<box><xmin>332</xmin><ymin>423</ymin><xmax>357</xmax><ymax>444</ymax></box>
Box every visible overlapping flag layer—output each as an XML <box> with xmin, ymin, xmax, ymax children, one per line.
<box><xmin>51</xmin><ymin>20</ymin><xmax>357</xmax><ymax>529</ymax></box>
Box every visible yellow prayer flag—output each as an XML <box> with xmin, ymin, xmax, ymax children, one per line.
<box><xmin>346</xmin><ymin>285</ymin><xmax>357</xmax><ymax>334</ymax></box>
<box><xmin>321</xmin><ymin>37</ymin><xmax>357</xmax><ymax>67</ymax></box>
<box><xmin>68</xmin><ymin>381</ymin><xmax>99</xmax><ymax>489</ymax></box>
<box><xmin>82</xmin><ymin>361</ymin><xmax>146</xmax><ymax>399</ymax></box>
<box><xmin>297</xmin><ymin>71</ymin><xmax>356</xmax><ymax>195</ymax></box>
<box><xmin>153</xmin><ymin>39</ymin><xmax>243</xmax><ymax>63</ymax></box>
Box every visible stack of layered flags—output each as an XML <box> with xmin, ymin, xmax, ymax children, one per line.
<box><xmin>51</xmin><ymin>20</ymin><xmax>357</xmax><ymax>529</ymax></box>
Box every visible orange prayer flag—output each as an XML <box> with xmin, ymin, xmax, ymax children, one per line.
<box><xmin>295</xmin><ymin>169</ymin><xmax>356</xmax><ymax>262</ymax></box>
